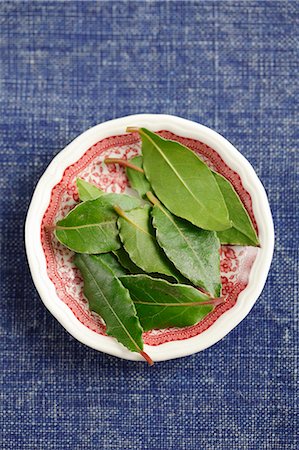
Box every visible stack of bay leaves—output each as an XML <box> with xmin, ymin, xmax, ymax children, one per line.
<box><xmin>52</xmin><ymin>128</ymin><xmax>259</xmax><ymax>365</ymax></box>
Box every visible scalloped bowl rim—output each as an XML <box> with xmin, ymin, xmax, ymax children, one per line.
<box><xmin>25</xmin><ymin>114</ymin><xmax>274</xmax><ymax>362</ymax></box>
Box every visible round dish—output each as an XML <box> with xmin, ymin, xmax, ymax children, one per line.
<box><xmin>25</xmin><ymin>114</ymin><xmax>274</xmax><ymax>362</ymax></box>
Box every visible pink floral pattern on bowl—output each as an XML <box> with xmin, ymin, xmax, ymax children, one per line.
<box><xmin>41</xmin><ymin>131</ymin><xmax>258</xmax><ymax>346</ymax></box>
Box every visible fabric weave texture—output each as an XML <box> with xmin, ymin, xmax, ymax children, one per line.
<box><xmin>0</xmin><ymin>2</ymin><xmax>298</xmax><ymax>449</ymax></box>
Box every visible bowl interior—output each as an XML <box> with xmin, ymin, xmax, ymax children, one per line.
<box><xmin>41</xmin><ymin>129</ymin><xmax>259</xmax><ymax>346</ymax></box>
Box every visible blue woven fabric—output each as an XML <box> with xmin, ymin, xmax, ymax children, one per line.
<box><xmin>1</xmin><ymin>2</ymin><xmax>298</xmax><ymax>449</ymax></box>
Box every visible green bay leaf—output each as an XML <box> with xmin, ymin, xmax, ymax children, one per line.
<box><xmin>149</xmin><ymin>196</ymin><xmax>221</xmax><ymax>297</ymax></box>
<box><xmin>119</xmin><ymin>274</ymin><xmax>216</xmax><ymax>331</ymax></box>
<box><xmin>113</xmin><ymin>247</ymin><xmax>145</xmax><ymax>274</ymax></box>
<box><xmin>55</xmin><ymin>193</ymin><xmax>142</xmax><ymax>254</ymax></box>
<box><xmin>113</xmin><ymin>246</ymin><xmax>184</xmax><ymax>284</ymax></box>
<box><xmin>76</xmin><ymin>178</ymin><xmax>143</xmax><ymax>208</ymax></box>
<box><xmin>213</xmin><ymin>172</ymin><xmax>259</xmax><ymax>246</ymax></box>
<box><xmin>126</xmin><ymin>156</ymin><xmax>151</xmax><ymax>198</ymax></box>
<box><xmin>124</xmin><ymin>154</ymin><xmax>259</xmax><ymax>247</ymax></box>
<box><xmin>74</xmin><ymin>254</ymin><xmax>152</xmax><ymax>363</ymax></box>
<box><xmin>55</xmin><ymin>197</ymin><xmax>120</xmax><ymax>253</ymax></box>
<box><xmin>100</xmin><ymin>192</ymin><xmax>143</xmax><ymax>211</ymax></box>
<box><xmin>116</xmin><ymin>204</ymin><xmax>180</xmax><ymax>279</ymax></box>
<box><xmin>99</xmin><ymin>252</ymin><xmax>127</xmax><ymax>277</ymax></box>
<box><xmin>76</xmin><ymin>178</ymin><xmax>105</xmax><ymax>201</ymax></box>
<box><xmin>138</xmin><ymin>128</ymin><xmax>230</xmax><ymax>231</ymax></box>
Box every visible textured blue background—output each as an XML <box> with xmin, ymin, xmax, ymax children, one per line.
<box><xmin>1</xmin><ymin>2</ymin><xmax>298</xmax><ymax>449</ymax></box>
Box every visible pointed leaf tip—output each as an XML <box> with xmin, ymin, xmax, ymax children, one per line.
<box><xmin>76</xmin><ymin>178</ymin><xmax>105</xmax><ymax>201</ymax></box>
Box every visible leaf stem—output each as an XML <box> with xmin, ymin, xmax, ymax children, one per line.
<box><xmin>104</xmin><ymin>158</ymin><xmax>144</xmax><ymax>173</ymax></box>
<box><xmin>113</xmin><ymin>205</ymin><xmax>153</xmax><ymax>238</ymax></box>
<box><xmin>140</xmin><ymin>351</ymin><xmax>154</xmax><ymax>366</ymax></box>
<box><xmin>126</xmin><ymin>127</ymin><xmax>140</xmax><ymax>133</ymax></box>
<box><xmin>146</xmin><ymin>191</ymin><xmax>160</xmax><ymax>206</ymax></box>
<box><xmin>44</xmin><ymin>224</ymin><xmax>56</xmax><ymax>231</ymax></box>
<box><xmin>210</xmin><ymin>297</ymin><xmax>225</xmax><ymax>306</ymax></box>
<box><xmin>113</xmin><ymin>205</ymin><xmax>127</xmax><ymax>220</ymax></box>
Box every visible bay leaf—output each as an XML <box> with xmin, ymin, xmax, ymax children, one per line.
<box><xmin>100</xmin><ymin>192</ymin><xmax>143</xmax><ymax>211</ymax></box>
<box><xmin>148</xmin><ymin>193</ymin><xmax>221</xmax><ymax>297</ymax></box>
<box><xmin>76</xmin><ymin>178</ymin><xmax>105</xmax><ymax>201</ymax></box>
<box><xmin>123</xmin><ymin>154</ymin><xmax>259</xmax><ymax>247</ymax></box>
<box><xmin>213</xmin><ymin>172</ymin><xmax>259</xmax><ymax>246</ymax></box>
<box><xmin>113</xmin><ymin>247</ymin><xmax>184</xmax><ymax>284</ymax></box>
<box><xmin>126</xmin><ymin>156</ymin><xmax>151</xmax><ymax>198</ymax></box>
<box><xmin>75</xmin><ymin>254</ymin><xmax>153</xmax><ymax>364</ymax></box>
<box><xmin>119</xmin><ymin>274</ymin><xmax>218</xmax><ymax>331</ymax></box>
<box><xmin>55</xmin><ymin>197</ymin><xmax>120</xmax><ymax>253</ymax></box>
<box><xmin>113</xmin><ymin>247</ymin><xmax>145</xmax><ymax>274</ymax></box>
<box><xmin>99</xmin><ymin>252</ymin><xmax>127</xmax><ymax>277</ymax></box>
<box><xmin>76</xmin><ymin>178</ymin><xmax>143</xmax><ymax>208</ymax></box>
<box><xmin>115</xmin><ymin>204</ymin><xmax>181</xmax><ymax>279</ymax></box>
<box><xmin>55</xmin><ymin>192</ymin><xmax>142</xmax><ymax>254</ymax></box>
<box><xmin>136</xmin><ymin>128</ymin><xmax>230</xmax><ymax>231</ymax></box>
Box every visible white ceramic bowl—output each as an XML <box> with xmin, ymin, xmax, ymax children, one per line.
<box><xmin>25</xmin><ymin>114</ymin><xmax>274</xmax><ymax>362</ymax></box>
